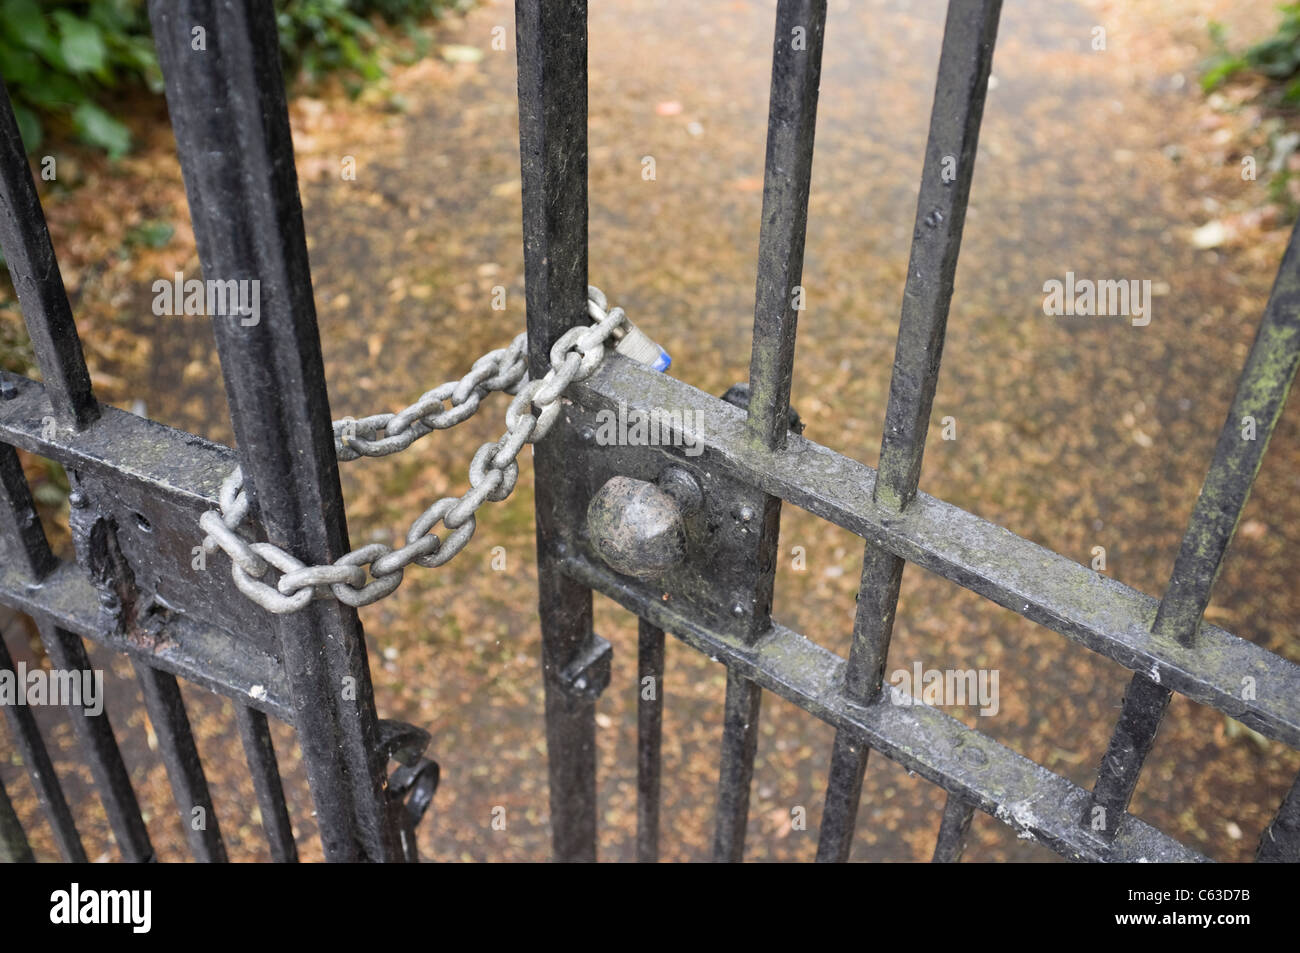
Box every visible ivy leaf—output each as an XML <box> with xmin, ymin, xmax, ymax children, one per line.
<box><xmin>71</xmin><ymin>101</ymin><xmax>130</xmax><ymax>158</ymax></box>
<box><xmin>18</xmin><ymin>71</ymin><xmax>84</xmax><ymax>110</ymax></box>
<box><xmin>1</xmin><ymin>0</ymin><xmax>53</xmax><ymax>56</ymax></box>
<box><xmin>53</xmin><ymin>12</ymin><xmax>108</xmax><ymax>74</ymax></box>
<box><xmin>0</xmin><ymin>41</ymin><xmax>42</xmax><ymax>87</ymax></box>
<box><xmin>11</xmin><ymin>103</ymin><xmax>41</xmax><ymax>151</ymax></box>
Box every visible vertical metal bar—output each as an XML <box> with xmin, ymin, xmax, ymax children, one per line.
<box><xmin>818</xmin><ymin>0</ymin><xmax>1003</xmax><ymax>862</ymax></box>
<box><xmin>874</xmin><ymin>0</ymin><xmax>1003</xmax><ymax>510</ymax></box>
<box><xmin>0</xmin><ymin>633</ymin><xmax>87</xmax><ymax>862</ymax></box>
<box><xmin>0</xmin><ymin>81</ymin><xmax>98</xmax><ymax>430</ymax></box>
<box><xmin>841</xmin><ymin>547</ymin><xmax>906</xmax><ymax>708</ymax></box>
<box><xmin>236</xmin><ymin>705</ymin><xmax>298</xmax><ymax>863</ymax></box>
<box><xmin>712</xmin><ymin>668</ymin><xmax>761</xmax><ymax>862</ymax></box>
<box><xmin>931</xmin><ymin>792</ymin><xmax>977</xmax><ymax>863</ymax></box>
<box><xmin>1084</xmin><ymin>218</ymin><xmax>1300</xmax><ymax>840</ymax></box>
<box><xmin>38</xmin><ymin>625</ymin><xmax>153</xmax><ymax>861</ymax></box>
<box><xmin>1258</xmin><ymin>770</ymin><xmax>1300</xmax><ymax>862</ymax></box>
<box><xmin>0</xmin><ymin>444</ymin><xmax>56</xmax><ymax>582</ymax></box>
<box><xmin>1152</xmin><ymin>217</ymin><xmax>1300</xmax><ymax>649</ymax></box>
<box><xmin>515</xmin><ymin>0</ymin><xmax>600</xmax><ymax>863</ymax></box>
<box><xmin>814</xmin><ymin>728</ymin><xmax>870</xmax><ymax>862</ymax></box>
<box><xmin>0</xmin><ymin>444</ymin><xmax>56</xmax><ymax>579</ymax></box>
<box><xmin>133</xmin><ymin>663</ymin><xmax>226</xmax><ymax>862</ymax></box>
<box><xmin>0</xmin><ymin>774</ymin><xmax>34</xmax><ymax>862</ymax></box>
<box><xmin>716</xmin><ymin>0</ymin><xmax>828</xmax><ymax>863</ymax></box>
<box><xmin>0</xmin><ymin>446</ymin><xmax>152</xmax><ymax>861</ymax></box>
<box><xmin>148</xmin><ymin>0</ymin><xmax>401</xmax><ymax>862</ymax></box>
<box><xmin>1080</xmin><ymin>673</ymin><xmax>1170</xmax><ymax>841</ymax></box>
<box><xmin>636</xmin><ymin>619</ymin><xmax>664</xmax><ymax>863</ymax></box>
<box><xmin>745</xmin><ymin>0</ymin><xmax>827</xmax><ymax>452</ymax></box>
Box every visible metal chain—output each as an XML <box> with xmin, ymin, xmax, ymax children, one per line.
<box><xmin>199</xmin><ymin>286</ymin><xmax>630</xmax><ymax>614</ymax></box>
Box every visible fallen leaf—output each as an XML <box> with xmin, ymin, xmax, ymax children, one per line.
<box><xmin>440</xmin><ymin>44</ymin><xmax>483</xmax><ymax>64</ymax></box>
<box><xmin>1191</xmin><ymin>220</ymin><xmax>1229</xmax><ymax>249</ymax></box>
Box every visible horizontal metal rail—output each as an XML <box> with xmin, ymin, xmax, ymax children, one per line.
<box><xmin>561</xmin><ymin>554</ymin><xmax>1207</xmax><ymax>862</ymax></box>
<box><xmin>570</xmin><ymin>356</ymin><xmax>1300</xmax><ymax>750</ymax></box>
<box><xmin>0</xmin><ymin>372</ymin><xmax>293</xmax><ymax>719</ymax></box>
<box><xmin>0</xmin><ymin>559</ymin><xmax>293</xmax><ymax>722</ymax></box>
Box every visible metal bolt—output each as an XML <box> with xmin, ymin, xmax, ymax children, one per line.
<box><xmin>731</xmin><ymin>602</ymin><xmax>746</xmax><ymax>618</ymax></box>
<box><xmin>587</xmin><ymin>475</ymin><xmax>687</xmax><ymax>578</ymax></box>
<box><xmin>736</xmin><ymin>505</ymin><xmax>755</xmax><ymax>523</ymax></box>
<box><xmin>0</xmin><ymin>379</ymin><xmax>16</xmax><ymax>400</ymax></box>
<box><xmin>656</xmin><ymin>466</ymin><xmax>703</xmax><ymax>517</ymax></box>
<box><xmin>69</xmin><ymin>491</ymin><xmax>87</xmax><ymax>509</ymax></box>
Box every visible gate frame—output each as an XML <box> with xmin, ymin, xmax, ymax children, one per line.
<box><xmin>0</xmin><ymin>0</ymin><xmax>426</xmax><ymax>863</ymax></box>
<box><xmin>513</xmin><ymin>0</ymin><xmax>1300</xmax><ymax>863</ymax></box>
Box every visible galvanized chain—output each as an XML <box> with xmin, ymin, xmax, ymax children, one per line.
<box><xmin>199</xmin><ymin>286</ymin><xmax>634</xmax><ymax>614</ymax></box>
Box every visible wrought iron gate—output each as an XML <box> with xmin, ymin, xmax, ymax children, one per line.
<box><xmin>517</xmin><ymin>0</ymin><xmax>1300</xmax><ymax>864</ymax></box>
<box><xmin>1</xmin><ymin>0</ymin><xmax>1299</xmax><ymax>864</ymax></box>
<box><xmin>0</xmin><ymin>0</ymin><xmax>435</xmax><ymax>863</ymax></box>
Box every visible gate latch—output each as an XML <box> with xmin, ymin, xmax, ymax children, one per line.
<box><xmin>377</xmin><ymin>719</ymin><xmax>440</xmax><ymax>862</ymax></box>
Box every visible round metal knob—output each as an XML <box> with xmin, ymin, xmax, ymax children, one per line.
<box><xmin>586</xmin><ymin>476</ymin><xmax>686</xmax><ymax>578</ymax></box>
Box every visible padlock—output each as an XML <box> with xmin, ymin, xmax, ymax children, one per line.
<box><xmin>612</xmin><ymin>318</ymin><xmax>671</xmax><ymax>372</ymax></box>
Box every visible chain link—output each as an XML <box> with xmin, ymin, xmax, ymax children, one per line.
<box><xmin>200</xmin><ymin>285</ymin><xmax>630</xmax><ymax>613</ymax></box>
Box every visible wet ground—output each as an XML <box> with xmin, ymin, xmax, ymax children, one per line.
<box><xmin>4</xmin><ymin>0</ymin><xmax>1300</xmax><ymax>861</ymax></box>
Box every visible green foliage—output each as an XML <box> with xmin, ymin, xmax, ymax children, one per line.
<box><xmin>0</xmin><ymin>0</ymin><xmax>456</xmax><ymax>156</ymax></box>
<box><xmin>125</xmin><ymin>219</ymin><xmax>174</xmax><ymax>248</ymax></box>
<box><xmin>361</xmin><ymin>0</ymin><xmax>441</xmax><ymax>21</ymax></box>
<box><xmin>0</xmin><ymin>0</ymin><xmax>157</xmax><ymax>156</ymax></box>
<box><xmin>277</xmin><ymin>0</ymin><xmax>383</xmax><ymax>86</ymax></box>
<box><xmin>1203</xmin><ymin>6</ymin><xmax>1300</xmax><ymax>102</ymax></box>
<box><xmin>275</xmin><ymin>0</ymin><xmax>463</xmax><ymax>88</ymax></box>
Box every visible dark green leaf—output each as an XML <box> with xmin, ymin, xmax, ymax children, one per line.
<box><xmin>0</xmin><ymin>0</ymin><xmax>52</xmax><ymax>55</ymax></box>
<box><xmin>71</xmin><ymin>101</ymin><xmax>130</xmax><ymax>158</ymax></box>
<box><xmin>11</xmin><ymin>102</ymin><xmax>41</xmax><ymax>151</ymax></box>
<box><xmin>53</xmin><ymin>11</ymin><xmax>108</xmax><ymax>74</ymax></box>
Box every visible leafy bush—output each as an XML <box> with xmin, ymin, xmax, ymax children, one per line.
<box><xmin>0</xmin><ymin>0</ymin><xmax>455</xmax><ymax>156</ymax></box>
<box><xmin>0</xmin><ymin>0</ymin><xmax>157</xmax><ymax>156</ymax></box>
<box><xmin>1204</xmin><ymin>6</ymin><xmax>1300</xmax><ymax>102</ymax></box>
<box><xmin>278</xmin><ymin>0</ymin><xmax>383</xmax><ymax>85</ymax></box>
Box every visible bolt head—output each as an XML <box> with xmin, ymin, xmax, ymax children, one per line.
<box><xmin>587</xmin><ymin>476</ymin><xmax>686</xmax><ymax>578</ymax></box>
<box><xmin>657</xmin><ymin>466</ymin><xmax>703</xmax><ymax>516</ymax></box>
